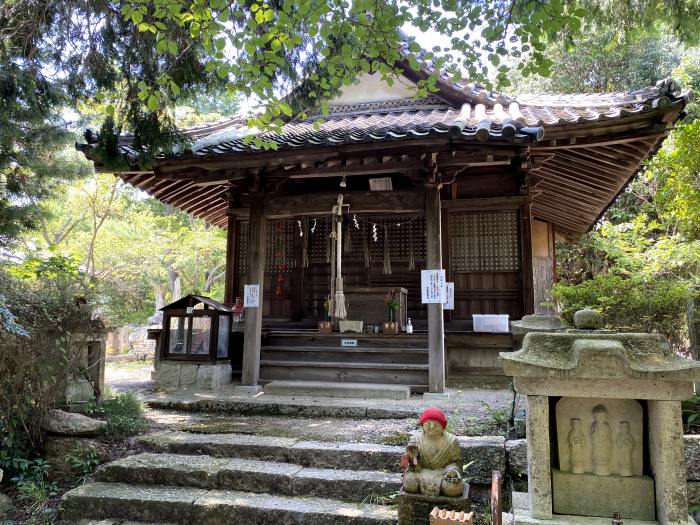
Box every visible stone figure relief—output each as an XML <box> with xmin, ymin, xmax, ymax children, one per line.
<box><xmin>556</xmin><ymin>397</ymin><xmax>643</xmax><ymax>477</ymax></box>
<box><xmin>567</xmin><ymin>418</ymin><xmax>586</xmax><ymax>474</ymax></box>
<box><xmin>615</xmin><ymin>421</ymin><xmax>635</xmax><ymax>477</ymax></box>
<box><xmin>590</xmin><ymin>404</ymin><xmax>613</xmax><ymax>476</ymax></box>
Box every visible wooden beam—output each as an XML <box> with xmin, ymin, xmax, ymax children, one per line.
<box><xmin>223</xmin><ymin>214</ymin><xmax>239</xmax><ymax>307</ymax></box>
<box><xmin>241</xmin><ymin>195</ymin><xmax>266</xmax><ymax>387</ymax></box>
<box><xmin>425</xmin><ymin>187</ymin><xmax>445</xmax><ymax>394</ymax></box>
<box><xmin>243</xmin><ymin>191</ymin><xmax>426</xmax><ymax>219</ymax></box>
<box><xmin>441</xmin><ymin>196</ymin><xmax>528</xmax><ymax>211</ymax></box>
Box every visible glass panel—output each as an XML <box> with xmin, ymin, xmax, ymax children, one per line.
<box><xmin>190</xmin><ymin>316</ymin><xmax>211</xmax><ymax>354</ymax></box>
<box><xmin>217</xmin><ymin>315</ymin><xmax>230</xmax><ymax>358</ymax></box>
<box><xmin>168</xmin><ymin>316</ymin><xmax>189</xmax><ymax>354</ymax></box>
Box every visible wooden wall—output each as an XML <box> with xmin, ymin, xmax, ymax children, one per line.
<box><xmin>232</xmin><ymin>181</ymin><xmax>531</xmax><ymax>322</ymax></box>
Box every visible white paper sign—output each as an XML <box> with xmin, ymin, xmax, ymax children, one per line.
<box><xmin>244</xmin><ymin>284</ymin><xmax>260</xmax><ymax>307</ymax></box>
<box><xmin>421</xmin><ymin>269</ymin><xmax>446</xmax><ymax>304</ymax></box>
<box><xmin>444</xmin><ymin>282</ymin><xmax>454</xmax><ymax>310</ymax></box>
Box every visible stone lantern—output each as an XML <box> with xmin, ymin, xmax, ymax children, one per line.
<box><xmin>501</xmin><ymin>309</ymin><xmax>700</xmax><ymax>525</ymax></box>
<box><xmin>155</xmin><ymin>295</ymin><xmax>233</xmax><ymax>390</ymax></box>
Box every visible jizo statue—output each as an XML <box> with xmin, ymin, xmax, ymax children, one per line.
<box><xmin>402</xmin><ymin>407</ymin><xmax>464</xmax><ymax>497</ymax></box>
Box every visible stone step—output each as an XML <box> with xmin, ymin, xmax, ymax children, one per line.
<box><xmin>260</xmin><ymin>346</ymin><xmax>429</xmax><ymax>365</ymax></box>
<box><xmin>264</xmin><ymin>331</ymin><xmax>429</xmax><ymax>349</ymax></box>
<box><xmin>137</xmin><ymin>431</ymin><xmax>506</xmax><ymax>484</ymax></box>
<box><xmin>61</xmin><ymin>482</ymin><xmax>396</xmax><ymax>525</ymax></box>
<box><xmin>260</xmin><ymin>360</ymin><xmax>429</xmax><ymax>392</ymax></box>
<box><xmin>263</xmin><ymin>380</ymin><xmax>411</xmax><ymax>400</ymax></box>
<box><xmin>137</xmin><ymin>432</ymin><xmax>404</xmax><ymax>473</ymax></box>
<box><xmin>96</xmin><ymin>452</ymin><xmax>402</xmax><ymax>503</ymax></box>
<box><xmin>146</xmin><ymin>392</ymin><xmax>423</xmax><ymax>419</ymax></box>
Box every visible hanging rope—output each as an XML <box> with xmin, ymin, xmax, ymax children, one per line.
<box><xmin>363</xmin><ymin>227</ymin><xmax>372</xmax><ymax>269</ymax></box>
<box><xmin>408</xmin><ymin>223</ymin><xmax>416</xmax><ymax>271</ymax></box>
<box><xmin>382</xmin><ymin>228</ymin><xmax>392</xmax><ymax>275</ymax></box>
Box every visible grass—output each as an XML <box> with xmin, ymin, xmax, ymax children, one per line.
<box><xmin>85</xmin><ymin>391</ymin><xmax>149</xmax><ymax>437</ymax></box>
<box><xmin>380</xmin><ymin>432</ymin><xmax>410</xmax><ymax>446</ymax></box>
<box><xmin>683</xmin><ymin>394</ymin><xmax>700</xmax><ymax>434</ymax></box>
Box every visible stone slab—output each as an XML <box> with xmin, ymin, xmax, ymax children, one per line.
<box><xmin>506</xmin><ymin>439</ymin><xmax>528</xmax><ymax>478</ymax></box>
<box><xmin>264</xmin><ymin>380</ymin><xmax>411</xmax><ymax>400</ymax></box>
<box><xmin>458</xmin><ymin>436</ymin><xmax>506</xmax><ymax>485</ymax></box>
<box><xmin>686</xmin><ymin>435</ymin><xmax>700</xmax><ymax>481</ymax></box>
<box><xmin>193</xmin><ymin>488</ymin><xmax>397</xmax><ymax>525</ymax></box>
<box><xmin>232</xmin><ymin>385</ymin><xmax>263</xmax><ymax>396</ymax></box>
<box><xmin>555</xmin><ymin>397</ymin><xmax>643</xmax><ymax>477</ymax></box>
<box><xmin>398</xmin><ymin>487</ymin><xmax>470</xmax><ymax>525</ymax></box>
<box><xmin>63</xmin><ymin>482</ymin><xmax>396</xmax><ymax>525</ymax></box>
<box><xmin>423</xmin><ymin>392</ymin><xmax>451</xmax><ymax>400</ymax></box>
<box><xmin>44</xmin><ymin>409</ymin><xmax>106</xmax><ymax>437</ymax></box>
<box><xmin>289</xmin><ymin>440</ymin><xmax>404</xmax><ymax>472</ymax></box>
<box><xmin>196</xmin><ymin>363</ymin><xmax>232</xmax><ymax>390</ymax></box>
<box><xmin>138</xmin><ymin>431</ymin><xmax>296</xmax><ymax>462</ymax></box>
<box><xmin>96</xmin><ymin>451</ymin><xmax>401</xmax><ymax>503</ymax></box>
<box><xmin>293</xmin><ymin>467</ymin><xmax>401</xmax><ymax>501</ymax></box>
<box><xmin>513</xmin><ymin>376</ymin><xmax>695</xmax><ymax>400</ymax></box>
<box><xmin>60</xmin><ymin>482</ymin><xmax>207</xmax><ymax>523</ymax></box>
<box><xmin>551</xmin><ymin>469</ymin><xmax>655</xmax><ymax>521</ymax></box>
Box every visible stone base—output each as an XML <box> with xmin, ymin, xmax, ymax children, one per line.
<box><xmin>232</xmin><ymin>385</ymin><xmax>263</xmax><ymax>396</ymax></box>
<box><xmin>65</xmin><ymin>378</ymin><xmax>95</xmax><ymax>404</ymax></box>
<box><xmin>552</xmin><ymin>469</ymin><xmax>655</xmax><ymax>521</ymax></box>
<box><xmin>505</xmin><ymin>492</ymin><xmax>694</xmax><ymax>525</ymax></box>
<box><xmin>398</xmin><ymin>486</ymin><xmax>470</xmax><ymax>525</ymax></box>
<box><xmin>423</xmin><ymin>392</ymin><xmax>451</xmax><ymax>400</ymax></box>
<box><xmin>155</xmin><ymin>362</ymin><xmax>231</xmax><ymax>390</ymax></box>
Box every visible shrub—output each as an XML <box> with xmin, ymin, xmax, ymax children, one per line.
<box><xmin>683</xmin><ymin>394</ymin><xmax>700</xmax><ymax>433</ymax></box>
<box><xmin>0</xmin><ymin>263</ymin><xmax>99</xmax><ymax>478</ymax></box>
<box><xmin>550</xmin><ymin>274</ymin><xmax>693</xmax><ymax>354</ymax></box>
<box><xmin>85</xmin><ymin>392</ymin><xmax>148</xmax><ymax>437</ymax></box>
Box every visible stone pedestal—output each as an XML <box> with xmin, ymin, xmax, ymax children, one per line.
<box><xmin>398</xmin><ymin>487</ymin><xmax>470</xmax><ymax>525</ymax></box>
<box><xmin>155</xmin><ymin>361</ymin><xmax>231</xmax><ymax>390</ymax></box>
<box><xmin>501</xmin><ymin>313</ymin><xmax>700</xmax><ymax>525</ymax></box>
<box><xmin>510</xmin><ymin>315</ymin><xmax>564</xmax><ymax>351</ymax></box>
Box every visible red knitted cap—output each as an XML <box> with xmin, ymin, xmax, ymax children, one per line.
<box><xmin>418</xmin><ymin>407</ymin><xmax>447</xmax><ymax>428</ymax></box>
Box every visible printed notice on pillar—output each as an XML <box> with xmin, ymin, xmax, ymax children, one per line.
<box><xmin>244</xmin><ymin>284</ymin><xmax>260</xmax><ymax>307</ymax></box>
<box><xmin>444</xmin><ymin>282</ymin><xmax>454</xmax><ymax>310</ymax></box>
<box><xmin>421</xmin><ymin>269</ymin><xmax>446</xmax><ymax>304</ymax></box>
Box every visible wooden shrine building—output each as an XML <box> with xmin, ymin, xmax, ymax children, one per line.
<box><xmin>79</xmin><ymin>47</ymin><xmax>690</xmax><ymax>394</ymax></box>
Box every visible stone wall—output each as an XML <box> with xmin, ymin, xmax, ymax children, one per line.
<box><xmin>155</xmin><ymin>361</ymin><xmax>231</xmax><ymax>390</ymax></box>
<box><xmin>107</xmin><ymin>325</ymin><xmax>156</xmax><ymax>356</ymax></box>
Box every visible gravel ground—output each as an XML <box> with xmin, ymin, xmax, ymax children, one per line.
<box><xmin>105</xmin><ymin>361</ymin><xmax>525</xmax><ymax>442</ymax></box>
<box><xmin>105</xmin><ymin>360</ymin><xmax>155</xmax><ymax>397</ymax></box>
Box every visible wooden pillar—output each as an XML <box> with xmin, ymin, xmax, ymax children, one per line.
<box><xmin>426</xmin><ymin>187</ymin><xmax>445</xmax><ymax>393</ymax></box>
<box><xmin>223</xmin><ymin>215</ymin><xmax>239</xmax><ymax>307</ymax></box>
<box><xmin>520</xmin><ymin>199</ymin><xmax>535</xmax><ymax>315</ymax></box>
<box><xmin>241</xmin><ymin>196</ymin><xmax>266</xmax><ymax>389</ymax></box>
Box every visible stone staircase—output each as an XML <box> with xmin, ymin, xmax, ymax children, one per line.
<box><xmin>62</xmin><ymin>430</ymin><xmax>506</xmax><ymax>524</ymax></box>
<box><xmin>61</xmin><ymin>431</ymin><xmax>404</xmax><ymax>524</ymax></box>
<box><xmin>259</xmin><ymin>331</ymin><xmax>430</xmax><ymax>393</ymax></box>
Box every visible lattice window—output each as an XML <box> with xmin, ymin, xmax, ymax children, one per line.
<box><xmin>237</xmin><ymin>220</ymin><xmax>297</xmax><ymax>274</ymax></box>
<box><xmin>450</xmin><ymin>211</ymin><xmax>520</xmax><ymax>272</ymax></box>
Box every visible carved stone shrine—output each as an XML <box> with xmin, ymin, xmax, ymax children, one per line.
<box><xmin>501</xmin><ymin>309</ymin><xmax>700</xmax><ymax>525</ymax></box>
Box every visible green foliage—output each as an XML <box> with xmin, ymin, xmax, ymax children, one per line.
<box><xmin>85</xmin><ymin>392</ymin><xmax>148</xmax><ymax>437</ymax></box>
<box><xmin>0</xmin><ymin>0</ymin><xmax>697</xmax><ymax>161</ymax></box>
<box><xmin>682</xmin><ymin>394</ymin><xmax>700</xmax><ymax>433</ymax></box>
<box><xmin>551</xmin><ymin>274</ymin><xmax>693</xmax><ymax>354</ymax></box>
<box><xmin>9</xmin><ymin>458</ymin><xmax>57</xmax><ymax>512</ymax></box>
<box><xmin>15</xmin><ymin>173</ymin><xmax>227</xmax><ymax>327</ymax></box>
<box><xmin>64</xmin><ymin>446</ymin><xmax>102</xmax><ymax>480</ymax></box>
<box><xmin>0</xmin><ymin>267</ymin><xmax>98</xmax><ymax>475</ymax></box>
<box><xmin>510</xmin><ymin>31</ymin><xmax>685</xmax><ymax>93</ymax></box>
